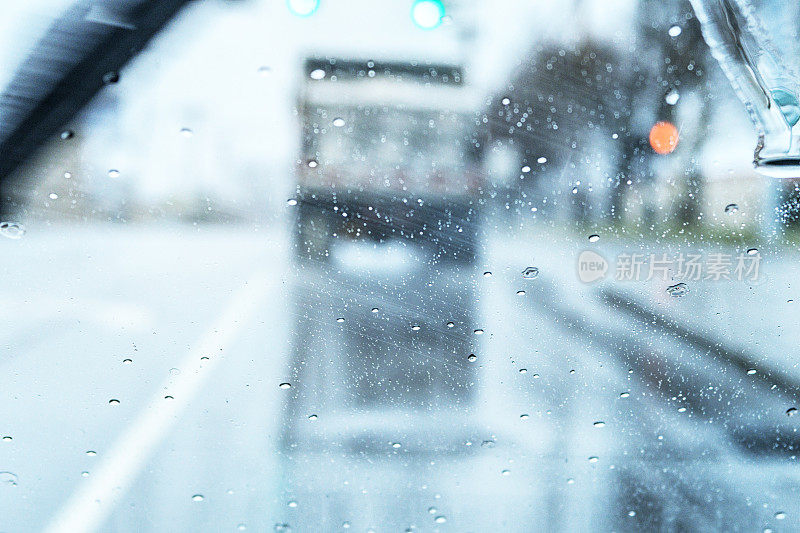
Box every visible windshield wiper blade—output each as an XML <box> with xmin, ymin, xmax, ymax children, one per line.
<box><xmin>0</xmin><ymin>0</ymin><xmax>194</xmax><ymax>211</ymax></box>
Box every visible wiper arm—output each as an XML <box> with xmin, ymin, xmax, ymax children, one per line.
<box><xmin>0</xmin><ymin>0</ymin><xmax>194</xmax><ymax>211</ymax></box>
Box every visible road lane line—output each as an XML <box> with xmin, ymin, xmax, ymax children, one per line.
<box><xmin>44</xmin><ymin>272</ymin><xmax>273</xmax><ymax>533</ymax></box>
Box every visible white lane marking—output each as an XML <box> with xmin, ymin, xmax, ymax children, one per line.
<box><xmin>44</xmin><ymin>273</ymin><xmax>273</xmax><ymax>533</ymax></box>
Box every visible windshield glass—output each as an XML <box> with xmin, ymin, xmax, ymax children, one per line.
<box><xmin>2</xmin><ymin>1</ymin><xmax>800</xmax><ymax>532</ymax></box>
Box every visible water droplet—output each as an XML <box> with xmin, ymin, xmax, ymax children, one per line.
<box><xmin>310</xmin><ymin>68</ymin><xmax>326</xmax><ymax>80</ymax></box>
<box><xmin>1</xmin><ymin>436</ymin><xmax>11</xmax><ymax>441</ymax></box>
<box><xmin>519</xmin><ymin>368</ymin><xmax>527</xmax><ymax>373</ymax></box>
<box><xmin>49</xmin><ymin>193</ymin><xmax>58</xmax><ymax>200</ymax></box>
<box><xmin>108</xmin><ymin>169</ymin><xmax>120</xmax><ymax>179</ymax></box>
<box><xmin>332</xmin><ymin>117</ymin><xmax>345</xmax><ymax>127</ymax></box>
<box><xmin>775</xmin><ymin>511</ymin><xmax>786</xmax><ymax>520</ymax></box>
<box><xmin>279</xmin><ymin>382</ymin><xmax>292</xmax><ymax>389</ymax></box>
<box><xmin>169</xmin><ymin>368</ymin><xmax>180</xmax><ymax>376</ymax></box>
<box><xmin>434</xmin><ymin>516</ymin><xmax>447</xmax><ymax>523</ymax></box>
<box><xmin>467</xmin><ymin>354</ymin><xmax>477</xmax><ymax>362</ymax></box>
<box><xmin>60</xmin><ymin>130</ymin><xmax>74</xmax><ymax>140</ymax></box>
<box><xmin>371</xmin><ymin>307</ymin><xmax>379</xmax><ymax>313</ymax></box>
<box><xmin>628</xmin><ymin>510</ymin><xmax>636</xmax><ymax>517</ymax></box>
<box><xmin>612</xmin><ymin>133</ymin><xmax>619</xmax><ymax>139</ymax></box>
<box><xmin>668</xmin><ymin>25</ymin><xmax>682</xmax><ymax>37</ymax></box>
<box><xmin>532</xmin><ymin>373</ymin><xmax>540</xmax><ymax>378</ymax></box>
<box><xmin>516</xmin><ymin>290</ymin><xmax>526</xmax><ymax>296</ymax></box>
<box><xmin>0</xmin><ymin>472</ymin><xmax>18</xmax><ymax>486</ymax></box>
<box><xmin>501</xmin><ymin>469</ymin><xmax>511</xmax><ymax>476</ymax></box>
<box><xmin>521</xmin><ymin>165</ymin><xmax>531</xmax><ymax>173</ymax></box>
<box><xmin>86</xmin><ymin>450</ymin><xmax>97</xmax><ymax>456</ymax></box>
<box><xmin>588</xmin><ymin>234</ymin><xmax>600</xmax><ymax>243</ymax></box>
<box><xmin>411</xmin><ymin>324</ymin><xmax>421</xmax><ymax>331</ymax></box>
<box><xmin>274</xmin><ymin>523</ymin><xmax>291</xmax><ymax>532</ymax></box>
<box><xmin>307</xmin><ymin>159</ymin><xmax>318</xmax><ymax>168</ymax></box>
<box><xmin>108</xmin><ymin>398</ymin><xmax>120</xmax><ymax>404</ymax></box>
<box><xmin>102</xmin><ymin>71</ymin><xmax>119</xmax><ymax>84</ymax></box>
<box><xmin>666</xmin><ymin>282</ymin><xmax>689</xmax><ymax>297</ymax></box>
<box><xmin>64</xmin><ymin>172</ymin><xmax>72</xmax><ymax>179</ymax></box>
<box><xmin>164</xmin><ymin>395</ymin><xmax>174</xmax><ymax>400</ymax></box>
<box><xmin>192</xmin><ymin>494</ymin><xmax>204</xmax><ymax>501</ymax></box>
<box><xmin>307</xmin><ymin>414</ymin><xmax>318</xmax><ymax>420</ymax></box>
<box><xmin>336</xmin><ymin>317</ymin><xmax>345</xmax><ymax>323</ymax></box>
<box><xmin>724</xmin><ymin>203</ymin><xmax>739</xmax><ymax>214</ymax></box>
<box><xmin>746</xmin><ymin>369</ymin><xmax>756</xmax><ymax>375</ymax></box>
<box><xmin>81</xmin><ymin>471</ymin><xmax>89</xmax><ymax>477</ymax></box>
<box><xmin>520</xmin><ymin>414</ymin><xmax>529</xmax><ymax>420</ymax></box>
<box><xmin>473</xmin><ymin>329</ymin><xmax>484</xmax><ymax>335</ymax></box>
<box><xmin>391</xmin><ymin>442</ymin><xmax>402</xmax><ymax>448</ymax></box>
<box><xmin>665</xmin><ymin>89</ymin><xmax>680</xmax><ymax>105</ymax></box>
<box><xmin>537</xmin><ymin>156</ymin><xmax>547</xmax><ymax>164</ymax></box>
<box><xmin>522</xmin><ymin>266</ymin><xmax>539</xmax><ymax>279</ymax></box>
<box><xmin>747</xmin><ymin>248</ymin><xmax>758</xmax><ymax>255</ymax></box>
<box><xmin>588</xmin><ymin>456</ymin><xmax>599</xmax><ymax>463</ymax></box>
<box><xmin>501</xmin><ymin>97</ymin><xmax>511</xmax><ymax>105</ymax></box>
<box><xmin>483</xmin><ymin>271</ymin><xmax>492</xmax><ymax>277</ymax></box>
<box><xmin>619</xmin><ymin>392</ymin><xmax>630</xmax><ymax>398</ymax></box>
<box><xmin>480</xmin><ymin>439</ymin><xmax>496</xmax><ymax>448</ymax></box>
<box><xmin>180</xmin><ymin>128</ymin><xmax>193</xmax><ymax>137</ymax></box>
<box><xmin>787</xmin><ymin>407</ymin><xmax>797</xmax><ymax>416</ymax></box>
<box><xmin>287</xmin><ymin>199</ymin><xmax>298</xmax><ymax>206</ymax></box>
<box><xmin>446</xmin><ymin>321</ymin><xmax>455</xmax><ymax>328</ymax></box>
<box><xmin>0</xmin><ymin>222</ymin><xmax>26</xmax><ymax>239</ymax></box>
<box><xmin>593</xmin><ymin>421</ymin><xmax>605</xmax><ymax>428</ymax></box>
<box><xmin>288</xmin><ymin>500</ymin><xmax>298</xmax><ymax>508</ymax></box>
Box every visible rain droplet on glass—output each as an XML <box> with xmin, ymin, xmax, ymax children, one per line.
<box><xmin>522</xmin><ymin>266</ymin><xmax>539</xmax><ymax>279</ymax></box>
<box><xmin>0</xmin><ymin>222</ymin><xmax>25</xmax><ymax>239</ymax></box>
<box><xmin>665</xmin><ymin>89</ymin><xmax>680</xmax><ymax>105</ymax></box>
<box><xmin>666</xmin><ymin>282</ymin><xmax>688</xmax><ymax>297</ymax></box>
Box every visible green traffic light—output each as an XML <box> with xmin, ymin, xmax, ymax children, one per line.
<box><xmin>411</xmin><ymin>0</ymin><xmax>445</xmax><ymax>30</ymax></box>
<box><xmin>287</xmin><ymin>0</ymin><xmax>320</xmax><ymax>17</ymax></box>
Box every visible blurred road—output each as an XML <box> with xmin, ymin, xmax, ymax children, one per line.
<box><xmin>1</xmin><ymin>225</ymin><xmax>800</xmax><ymax>532</ymax></box>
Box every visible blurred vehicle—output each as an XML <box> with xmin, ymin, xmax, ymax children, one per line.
<box><xmin>293</xmin><ymin>58</ymin><xmax>484</xmax><ymax>263</ymax></box>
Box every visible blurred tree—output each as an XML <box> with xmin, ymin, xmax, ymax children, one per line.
<box><xmin>488</xmin><ymin>0</ymin><xmax>714</xmax><ymax>231</ymax></box>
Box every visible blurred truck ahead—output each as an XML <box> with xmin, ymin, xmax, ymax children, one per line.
<box><xmin>293</xmin><ymin>57</ymin><xmax>485</xmax><ymax>263</ymax></box>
